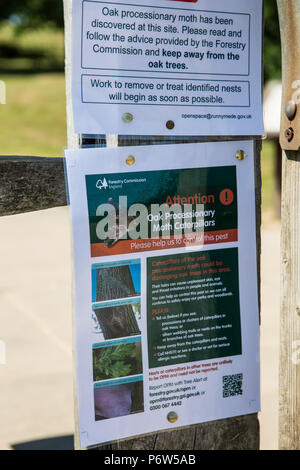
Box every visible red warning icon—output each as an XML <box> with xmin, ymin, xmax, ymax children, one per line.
<box><xmin>219</xmin><ymin>189</ymin><xmax>234</xmax><ymax>206</ymax></box>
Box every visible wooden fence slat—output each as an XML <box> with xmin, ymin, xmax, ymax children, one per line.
<box><xmin>0</xmin><ymin>156</ymin><xmax>67</xmax><ymax>216</ymax></box>
<box><xmin>279</xmin><ymin>150</ymin><xmax>300</xmax><ymax>450</ymax></box>
<box><xmin>94</xmin><ymin>414</ymin><xmax>259</xmax><ymax>451</ymax></box>
<box><xmin>276</xmin><ymin>0</ymin><xmax>300</xmax><ymax>450</ymax></box>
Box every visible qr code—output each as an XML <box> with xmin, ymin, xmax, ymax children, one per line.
<box><xmin>222</xmin><ymin>373</ymin><xmax>243</xmax><ymax>398</ymax></box>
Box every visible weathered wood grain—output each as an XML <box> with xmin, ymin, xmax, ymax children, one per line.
<box><xmin>0</xmin><ymin>156</ymin><xmax>66</xmax><ymax>216</ymax></box>
<box><xmin>278</xmin><ymin>150</ymin><xmax>300</xmax><ymax>450</ymax></box>
<box><xmin>276</xmin><ymin>0</ymin><xmax>300</xmax><ymax>450</ymax></box>
<box><xmin>94</xmin><ymin>414</ymin><xmax>259</xmax><ymax>451</ymax></box>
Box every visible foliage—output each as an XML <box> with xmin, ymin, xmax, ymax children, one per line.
<box><xmin>0</xmin><ymin>25</ymin><xmax>64</xmax><ymax>73</ymax></box>
<box><xmin>264</xmin><ymin>0</ymin><xmax>282</xmax><ymax>82</ymax></box>
<box><xmin>93</xmin><ymin>343</ymin><xmax>142</xmax><ymax>381</ymax></box>
<box><xmin>0</xmin><ymin>0</ymin><xmax>63</xmax><ymax>30</ymax></box>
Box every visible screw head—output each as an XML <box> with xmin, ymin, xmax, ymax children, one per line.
<box><xmin>285</xmin><ymin>127</ymin><xmax>294</xmax><ymax>142</ymax></box>
<box><xmin>285</xmin><ymin>100</ymin><xmax>297</xmax><ymax>121</ymax></box>
<box><xmin>122</xmin><ymin>113</ymin><xmax>133</xmax><ymax>123</ymax></box>
<box><xmin>126</xmin><ymin>155</ymin><xmax>135</xmax><ymax>166</ymax></box>
<box><xmin>166</xmin><ymin>120</ymin><xmax>175</xmax><ymax>130</ymax></box>
<box><xmin>167</xmin><ymin>411</ymin><xmax>178</xmax><ymax>423</ymax></box>
<box><xmin>235</xmin><ymin>150</ymin><xmax>246</xmax><ymax>161</ymax></box>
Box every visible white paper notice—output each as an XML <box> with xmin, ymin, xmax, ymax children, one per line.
<box><xmin>65</xmin><ymin>141</ymin><xmax>260</xmax><ymax>448</ymax></box>
<box><xmin>72</xmin><ymin>0</ymin><xmax>264</xmax><ymax>136</ymax></box>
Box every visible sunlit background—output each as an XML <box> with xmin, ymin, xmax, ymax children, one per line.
<box><xmin>0</xmin><ymin>0</ymin><xmax>282</xmax><ymax>450</ymax></box>
<box><xmin>0</xmin><ymin>0</ymin><xmax>281</xmax><ymax>220</ymax></box>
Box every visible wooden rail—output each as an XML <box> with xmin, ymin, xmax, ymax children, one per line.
<box><xmin>0</xmin><ymin>156</ymin><xmax>66</xmax><ymax>216</ymax></box>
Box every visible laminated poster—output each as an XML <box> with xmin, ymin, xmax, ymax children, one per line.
<box><xmin>65</xmin><ymin>141</ymin><xmax>260</xmax><ymax>448</ymax></box>
<box><xmin>72</xmin><ymin>0</ymin><xmax>264</xmax><ymax>136</ymax></box>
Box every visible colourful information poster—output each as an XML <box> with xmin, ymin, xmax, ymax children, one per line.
<box><xmin>71</xmin><ymin>0</ymin><xmax>264</xmax><ymax>136</ymax></box>
<box><xmin>65</xmin><ymin>141</ymin><xmax>260</xmax><ymax>448</ymax></box>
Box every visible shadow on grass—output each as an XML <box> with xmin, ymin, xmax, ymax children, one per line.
<box><xmin>11</xmin><ymin>435</ymin><xmax>74</xmax><ymax>450</ymax></box>
<box><xmin>0</xmin><ymin>42</ymin><xmax>64</xmax><ymax>74</ymax></box>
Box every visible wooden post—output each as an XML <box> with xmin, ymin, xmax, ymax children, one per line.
<box><xmin>277</xmin><ymin>0</ymin><xmax>300</xmax><ymax>450</ymax></box>
<box><xmin>63</xmin><ymin>0</ymin><xmax>261</xmax><ymax>450</ymax></box>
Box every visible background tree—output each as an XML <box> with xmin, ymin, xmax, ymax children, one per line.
<box><xmin>0</xmin><ymin>0</ymin><xmax>63</xmax><ymax>30</ymax></box>
<box><xmin>264</xmin><ymin>0</ymin><xmax>282</xmax><ymax>82</ymax></box>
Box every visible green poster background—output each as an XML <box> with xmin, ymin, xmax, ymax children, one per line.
<box><xmin>147</xmin><ymin>247</ymin><xmax>241</xmax><ymax>369</ymax></box>
<box><xmin>86</xmin><ymin>166</ymin><xmax>237</xmax><ymax>245</ymax></box>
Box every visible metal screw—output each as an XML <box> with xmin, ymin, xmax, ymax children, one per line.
<box><xmin>167</xmin><ymin>411</ymin><xmax>178</xmax><ymax>423</ymax></box>
<box><xmin>235</xmin><ymin>150</ymin><xmax>246</xmax><ymax>161</ymax></box>
<box><xmin>285</xmin><ymin>127</ymin><xmax>294</xmax><ymax>142</ymax></box>
<box><xmin>285</xmin><ymin>100</ymin><xmax>297</xmax><ymax>121</ymax></box>
<box><xmin>122</xmin><ymin>113</ymin><xmax>133</xmax><ymax>123</ymax></box>
<box><xmin>126</xmin><ymin>155</ymin><xmax>135</xmax><ymax>166</ymax></box>
<box><xmin>166</xmin><ymin>120</ymin><xmax>175</xmax><ymax>130</ymax></box>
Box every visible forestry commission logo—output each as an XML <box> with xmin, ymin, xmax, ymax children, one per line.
<box><xmin>96</xmin><ymin>178</ymin><xmax>108</xmax><ymax>190</ymax></box>
<box><xmin>95</xmin><ymin>177</ymin><xmax>147</xmax><ymax>192</ymax></box>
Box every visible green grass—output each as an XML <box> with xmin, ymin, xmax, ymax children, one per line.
<box><xmin>0</xmin><ymin>73</ymin><xmax>66</xmax><ymax>156</ymax></box>
<box><xmin>0</xmin><ymin>25</ymin><xmax>66</xmax><ymax>156</ymax></box>
<box><xmin>261</xmin><ymin>140</ymin><xmax>278</xmax><ymax>219</ymax></box>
